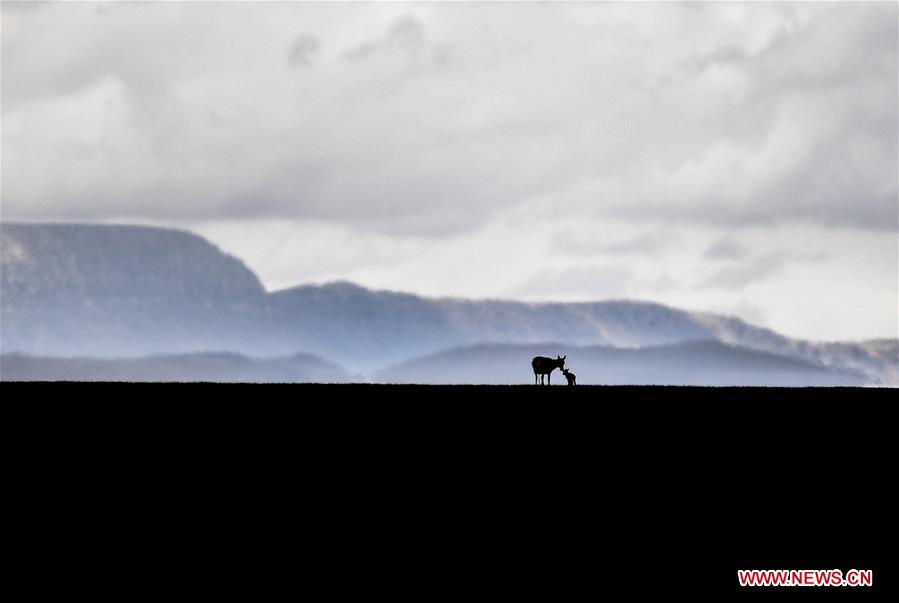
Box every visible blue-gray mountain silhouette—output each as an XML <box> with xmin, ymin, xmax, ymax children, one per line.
<box><xmin>375</xmin><ymin>342</ymin><xmax>866</xmax><ymax>386</ymax></box>
<box><xmin>0</xmin><ymin>351</ymin><xmax>350</xmax><ymax>383</ymax></box>
<box><xmin>1</xmin><ymin>222</ymin><xmax>895</xmax><ymax>384</ymax></box>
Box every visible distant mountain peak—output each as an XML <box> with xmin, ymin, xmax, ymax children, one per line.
<box><xmin>1</xmin><ymin>222</ymin><xmax>894</xmax><ymax>384</ymax></box>
<box><xmin>1</xmin><ymin>221</ymin><xmax>265</xmax><ymax>297</ymax></box>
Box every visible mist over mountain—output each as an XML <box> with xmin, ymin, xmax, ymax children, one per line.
<box><xmin>0</xmin><ymin>351</ymin><xmax>350</xmax><ymax>383</ymax></box>
<box><xmin>266</xmin><ymin>282</ymin><xmax>896</xmax><ymax>382</ymax></box>
<box><xmin>1</xmin><ymin>222</ymin><xmax>279</xmax><ymax>356</ymax></box>
<box><xmin>1</xmin><ymin>223</ymin><xmax>894</xmax><ymax>384</ymax></box>
<box><xmin>375</xmin><ymin>341</ymin><xmax>867</xmax><ymax>387</ymax></box>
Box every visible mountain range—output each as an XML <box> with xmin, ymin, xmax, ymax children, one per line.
<box><xmin>1</xmin><ymin>222</ymin><xmax>895</xmax><ymax>385</ymax></box>
<box><xmin>0</xmin><ymin>351</ymin><xmax>351</xmax><ymax>383</ymax></box>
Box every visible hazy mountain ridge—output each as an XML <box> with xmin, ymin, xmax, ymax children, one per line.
<box><xmin>1</xmin><ymin>222</ymin><xmax>281</xmax><ymax>357</ymax></box>
<box><xmin>267</xmin><ymin>282</ymin><xmax>735</xmax><ymax>371</ymax></box>
<box><xmin>271</xmin><ymin>281</ymin><xmax>895</xmax><ymax>382</ymax></box>
<box><xmin>692</xmin><ymin>313</ymin><xmax>898</xmax><ymax>385</ymax></box>
<box><xmin>375</xmin><ymin>340</ymin><xmax>867</xmax><ymax>386</ymax></box>
<box><xmin>1</xmin><ymin>222</ymin><xmax>895</xmax><ymax>384</ymax></box>
<box><xmin>0</xmin><ymin>351</ymin><xmax>350</xmax><ymax>383</ymax></box>
<box><xmin>1</xmin><ymin>222</ymin><xmax>265</xmax><ymax>299</ymax></box>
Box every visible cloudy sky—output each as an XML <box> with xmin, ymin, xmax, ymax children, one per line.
<box><xmin>2</xmin><ymin>1</ymin><xmax>896</xmax><ymax>341</ymax></box>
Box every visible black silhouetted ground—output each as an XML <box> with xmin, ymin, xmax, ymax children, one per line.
<box><xmin>7</xmin><ymin>382</ymin><xmax>890</xmax><ymax>409</ymax></box>
<box><xmin>6</xmin><ymin>381</ymin><xmax>892</xmax><ymax>597</ymax></box>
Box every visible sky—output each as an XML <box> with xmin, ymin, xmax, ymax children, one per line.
<box><xmin>1</xmin><ymin>1</ymin><xmax>896</xmax><ymax>342</ymax></box>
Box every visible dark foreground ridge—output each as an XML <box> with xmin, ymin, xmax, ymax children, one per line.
<box><xmin>7</xmin><ymin>382</ymin><xmax>892</xmax><ymax>597</ymax></box>
<box><xmin>7</xmin><ymin>382</ymin><xmax>887</xmax><ymax>391</ymax></box>
<box><xmin>8</xmin><ymin>382</ymin><xmax>892</xmax><ymax>413</ymax></box>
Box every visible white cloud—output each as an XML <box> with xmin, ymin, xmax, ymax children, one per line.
<box><xmin>1</xmin><ymin>1</ymin><xmax>895</xmax><ymax>341</ymax></box>
<box><xmin>3</xmin><ymin>2</ymin><xmax>894</xmax><ymax>232</ymax></box>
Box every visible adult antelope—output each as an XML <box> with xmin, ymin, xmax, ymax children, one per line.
<box><xmin>531</xmin><ymin>355</ymin><xmax>565</xmax><ymax>385</ymax></box>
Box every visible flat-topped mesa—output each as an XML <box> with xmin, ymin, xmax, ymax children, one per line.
<box><xmin>1</xmin><ymin>222</ymin><xmax>265</xmax><ymax>301</ymax></box>
<box><xmin>0</xmin><ymin>222</ymin><xmax>271</xmax><ymax>357</ymax></box>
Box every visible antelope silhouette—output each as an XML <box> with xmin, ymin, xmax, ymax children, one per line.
<box><xmin>531</xmin><ymin>355</ymin><xmax>565</xmax><ymax>385</ymax></box>
<box><xmin>562</xmin><ymin>368</ymin><xmax>576</xmax><ymax>386</ymax></box>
